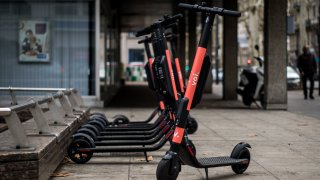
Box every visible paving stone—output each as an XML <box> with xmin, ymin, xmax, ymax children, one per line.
<box><xmin>53</xmin><ymin>108</ymin><xmax>320</xmax><ymax>180</ymax></box>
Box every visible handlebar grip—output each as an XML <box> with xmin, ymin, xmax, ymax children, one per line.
<box><xmin>179</xmin><ymin>3</ymin><xmax>241</xmax><ymax>17</ymax></box>
<box><xmin>137</xmin><ymin>36</ymin><xmax>151</xmax><ymax>44</ymax></box>
<box><xmin>162</xmin><ymin>14</ymin><xmax>183</xmax><ymax>26</ymax></box>
<box><xmin>136</xmin><ymin>14</ymin><xmax>182</xmax><ymax>37</ymax></box>
<box><xmin>178</xmin><ymin>3</ymin><xmax>196</xmax><ymax>10</ymax></box>
<box><xmin>222</xmin><ymin>9</ymin><xmax>241</xmax><ymax>17</ymax></box>
<box><xmin>135</xmin><ymin>26</ymin><xmax>152</xmax><ymax>37</ymax></box>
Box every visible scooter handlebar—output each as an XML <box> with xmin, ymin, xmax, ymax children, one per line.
<box><xmin>136</xmin><ymin>26</ymin><xmax>153</xmax><ymax>38</ymax></box>
<box><xmin>135</xmin><ymin>14</ymin><xmax>183</xmax><ymax>37</ymax></box>
<box><xmin>178</xmin><ymin>3</ymin><xmax>241</xmax><ymax>17</ymax></box>
<box><xmin>222</xmin><ymin>9</ymin><xmax>241</xmax><ymax>17</ymax></box>
<box><xmin>137</xmin><ymin>36</ymin><xmax>151</xmax><ymax>44</ymax></box>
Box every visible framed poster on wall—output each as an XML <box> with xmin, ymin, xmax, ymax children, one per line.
<box><xmin>19</xmin><ymin>20</ymin><xmax>49</xmax><ymax>62</ymax></box>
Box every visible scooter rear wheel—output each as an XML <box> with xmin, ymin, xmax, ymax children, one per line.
<box><xmin>90</xmin><ymin>112</ymin><xmax>106</xmax><ymax>119</ymax></box>
<box><xmin>90</xmin><ymin>115</ymin><xmax>108</xmax><ymax>126</ymax></box>
<box><xmin>77</xmin><ymin>128</ymin><xmax>97</xmax><ymax>141</ymax></box>
<box><xmin>112</xmin><ymin>115</ymin><xmax>130</xmax><ymax>125</ymax></box>
<box><xmin>156</xmin><ymin>159</ymin><xmax>180</xmax><ymax>180</ymax></box>
<box><xmin>88</xmin><ymin>120</ymin><xmax>105</xmax><ymax>131</ymax></box>
<box><xmin>81</xmin><ymin>124</ymin><xmax>100</xmax><ymax>136</ymax></box>
<box><xmin>68</xmin><ymin>138</ymin><xmax>93</xmax><ymax>164</ymax></box>
<box><xmin>231</xmin><ymin>147</ymin><xmax>250</xmax><ymax>174</ymax></box>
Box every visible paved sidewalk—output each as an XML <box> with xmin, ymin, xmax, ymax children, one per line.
<box><xmin>53</xmin><ymin>108</ymin><xmax>320</xmax><ymax>180</ymax></box>
<box><xmin>288</xmin><ymin>90</ymin><xmax>320</xmax><ymax>119</ymax></box>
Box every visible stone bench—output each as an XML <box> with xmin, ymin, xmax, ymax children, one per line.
<box><xmin>0</xmin><ymin>89</ymin><xmax>90</xmax><ymax>179</ymax></box>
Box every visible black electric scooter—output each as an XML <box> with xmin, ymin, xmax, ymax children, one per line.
<box><xmin>84</xmin><ymin>28</ymin><xmax>198</xmax><ymax>136</ymax></box>
<box><xmin>156</xmin><ymin>3</ymin><xmax>251</xmax><ymax>180</ymax></box>
<box><xmin>68</xmin><ymin>14</ymin><xmax>187</xmax><ymax>164</ymax></box>
<box><xmin>108</xmin><ymin>24</ymin><xmax>179</xmax><ymax>127</ymax></box>
<box><xmin>78</xmin><ymin>33</ymin><xmax>197</xmax><ymax>142</ymax></box>
<box><xmin>136</xmin><ymin>32</ymin><xmax>198</xmax><ymax>134</ymax></box>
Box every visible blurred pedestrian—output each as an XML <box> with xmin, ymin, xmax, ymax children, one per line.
<box><xmin>297</xmin><ymin>45</ymin><xmax>317</xmax><ymax>100</ymax></box>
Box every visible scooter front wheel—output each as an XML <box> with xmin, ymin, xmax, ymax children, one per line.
<box><xmin>186</xmin><ymin>116</ymin><xmax>198</xmax><ymax>134</ymax></box>
<box><xmin>156</xmin><ymin>159</ymin><xmax>180</xmax><ymax>180</ymax></box>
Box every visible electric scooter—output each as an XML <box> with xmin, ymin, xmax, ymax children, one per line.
<box><xmin>80</xmin><ymin>33</ymin><xmax>198</xmax><ymax>141</ymax></box>
<box><xmin>136</xmin><ymin>32</ymin><xmax>198</xmax><ymax>134</ymax></box>
<box><xmin>237</xmin><ymin>45</ymin><xmax>265</xmax><ymax>108</ymax></box>
<box><xmin>109</xmin><ymin>23</ymin><xmax>179</xmax><ymax>127</ymax></box>
<box><xmin>67</xmin><ymin>14</ymin><xmax>186</xmax><ymax>164</ymax></box>
<box><xmin>166</xmin><ymin>33</ymin><xmax>198</xmax><ymax>134</ymax></box>
<box><xmin>85</xmin><ymin>32</ymin><xmax>198</xmax><ymax>135</ymax></box>
<box><xmin>156</xmin><ymin>3</ymin><xmax>251</xmax><ymax>180</ymax></box>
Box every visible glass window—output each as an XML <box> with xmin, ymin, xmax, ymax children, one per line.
<box><xmin>128</xmin><ymin>49</ymin><xmax>144</xmax><ymax>63</ymax></box>
<box><xmin>0</xmin><ymin>0</ymin><xmax>95</xmax><ymax>96</ymax></box>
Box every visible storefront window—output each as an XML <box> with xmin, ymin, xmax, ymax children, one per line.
<box><xmin>0</xmin><ymin>0</ymin><xmax>95</xmax><ymax>95</ymax></box>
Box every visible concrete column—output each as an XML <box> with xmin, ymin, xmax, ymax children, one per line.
<box><xmin>95</xmin><ymin>0</ymin><xmax>100</xmax><ymax>98</ymax></box>
<box><xmin>263</xmin><ymin>0</ymin><xmax>287</xmax><ymax>109</ymax></box>
<box><xmin>222</xmin><ymin>0</ymin><xmax>238</xmax><ymax>100</ymax></box>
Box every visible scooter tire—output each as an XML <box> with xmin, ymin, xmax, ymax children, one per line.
<box><xmin>156</xmin><ymin>159</ymin><xmax>180</xmax><ymax>180</ymax></box>
<box><xmin>231</xmin><ymin>147</ymin><xmax>250</xmax><ymax>174</ymax></box>
<box><xmin>68</xmin><ymin>138</ymin><xmax>94</xmax><ymax>164</ymax></box>
<box><xmin>186</xmin><ymin>116</ymin><xmax>198</xmax><ymax>134</ymax></box>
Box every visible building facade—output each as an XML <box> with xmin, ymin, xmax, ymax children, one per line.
<box><xmin>288</xmin><ymin>0</ymin><xmax>319</xmax><ymax>66</ymax></box>
<box><xmin>0</xmin><ymin>0</ymin><xmax>121</xmax><ymax>106</ymax></box>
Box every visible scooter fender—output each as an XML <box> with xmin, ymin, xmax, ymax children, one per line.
<box><xmin>163</xmin><ymin>150</ymin><xmax>179</xmax><ymax>161</ymax></box>
<box><xmin>230</xmin><ymin>142</ymin><xmax>251</xmax><ymax>158</ymax></box>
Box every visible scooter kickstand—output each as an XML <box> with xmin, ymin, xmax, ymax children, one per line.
<box><xmin>142</xmin><ymin>145</ymin><xmax>149</xmax><ymax>162</ymax></box>
<box><xmin>144</xmin><ymin>151</ymin><xmax>149</xmax><ymax>162</ymax></box>
<box><xmin>205</xmin><ymin>168</ymin><xmax>209</xmax><ymax>180</ymax></box>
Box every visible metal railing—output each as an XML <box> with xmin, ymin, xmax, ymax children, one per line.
<box><xmin>0</xmin><ymin>88</ymin><xmax>86</xmax><ymax>149</ymax></box>
<box><xmin>0</xmin><ymin>87</ymin><xmax>84</xmax><ymax>106</ymax></box>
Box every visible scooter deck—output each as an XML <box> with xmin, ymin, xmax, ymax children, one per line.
<box><xmin>197</xmin><ymin>156</ymin><xmax>248</xmax><ymax>168</ymax></box>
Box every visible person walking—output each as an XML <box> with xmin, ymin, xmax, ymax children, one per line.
<box><xmin>297</xmin><ymin>45</ymin><xmax>317</xmax><ymax>100</ymax></box>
